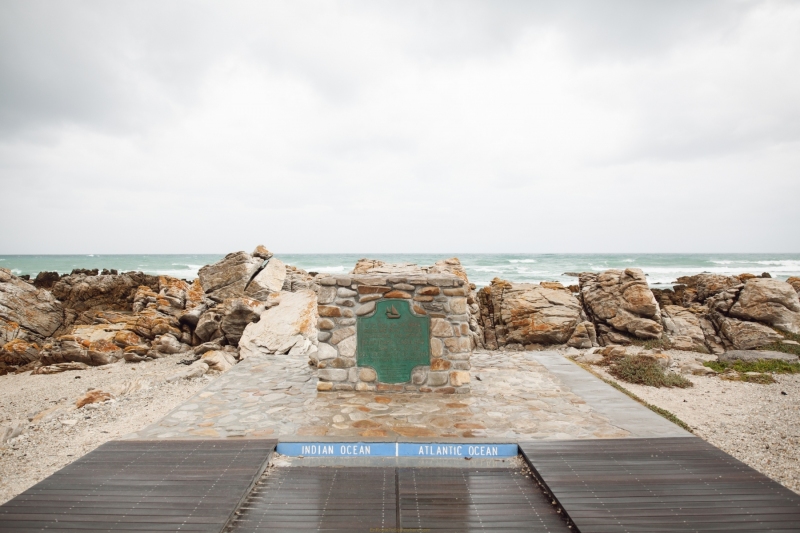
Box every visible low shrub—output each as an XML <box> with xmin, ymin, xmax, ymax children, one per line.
<box><xmin>609</xmin><ymin>355</ymin><xmax>693</xmax><ymax>388</ymax></box>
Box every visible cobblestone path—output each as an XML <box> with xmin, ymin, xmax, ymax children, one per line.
<box><xmin>128</xmin><ymin>351</ymin><xmax>631</xmax><ymax>440</ymax></box>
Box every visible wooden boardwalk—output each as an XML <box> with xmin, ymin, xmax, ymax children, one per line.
<box><xmin>0</xmin><ymin>439</ymin><xmax>276</xmax><ymax>532</ymax></box>
<box><xmin>230</xmin><ymin>467</ymin><xmax>569</xmax><ymax>532</ymax></box>
<box><xmin>520</xmin><ymin>437</ymin><xmax>800</xmax><ymax>533</ymax></box>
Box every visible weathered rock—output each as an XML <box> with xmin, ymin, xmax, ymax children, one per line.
<box><xmin>719</xmin><ymin>350</ymin><xmax>799</xmax><ymax>363</ymax></box>
<box><xmin>579</xmin><ymin>269</ymin><xmax>663</xmax><ymax>344</ymax></box>
<box><xmin>481</xmin><ymin>280</ymin><xmax>583</xmax><ymax>346</ymax></box>
<box><xmin>200</xmin><ymin>350</ymin><xmax>237</xmax><ymax>372</ymax></box>
<box><xmin>246</xmin><ymin>258</ymin><xmax>286</xmax><ymax>300</ymax></box>
<box><xmin>198</xmin><ymin>248</ymin><xmax>286</xmax><ymax>302</ymax></box>
<box><xmin>194</xmin><ymin>309</ymin><xmax>223</xmax><ymax>343</ymax></box>
<box><xmin>238</xmin><ymin>290</ymin><xmax>318</xmax><ymax>358</ymax></box>
<box><xmin>1</xmin><ymin>339</ymin><xmax>41</xmax><ymax>365</ymax></box>
<box><xmin>728</xmin><ymin>278</ymin><xmax>800</xmax><ymax>334</ymax></box>
<box><xmin>676</xmin><ymin>273</ymin><xmax>743</xmax><ymax>302</ymax></box>
<box><xmin>567</xmin><ymin>321</ymin><xmax>598</xmax><ymax>349</ymax></box>
<box><xmin>32</xmin><ymin>361</ymin><xmax>89</xmax><ymax>374</ymax></box>
<box><xmin>679</xmin><ymin>360</ymin><xmax>717</xmax><ymax>376</ymax></box>
<box><xmin>661</xmin><ymin>305</ymin><xmax>708</xmax><ymax>352</ymax></box>
<box><xmin>282</xmin><ymin>264</ymin><xmax>317</xmax><ymax>292</ymax></box>
<box><xmin>51</xmin><ymin>271</ymin><xmax>159</xmax><ymax>314</ymax></box>
<box><xmin>0</xmin><ymin>268</ymin><xmax>64</xmax><ymax>343</ymax></box>
<box><xmin>32</xmin><ymin>271</ymin><xmax>62</xmax><ymax>290</ymax></box>
<box><xmin>219</xmin><ymin>297</ymin><xmax>267</xmax><ymax>346</ymax></box>
<box><xmin>252</xmin><ymin>245</ymin><xmax>273</xmax><ymax>260</ymax></box>
<box><xmin>712</xmin><ymin>313</ymin><xmax>783</xmax><ymax>350</ymax></box>
<box><xmin>76</xmin><ymin>390</ymin><xmax>114</xmax><ymax>408</ymax></box>
<box><xmin>787</xmin><ymin>277</ymin><xmax>800</xmax><ymax>295</ymax></box>
<box><xmin>166</xmin><ymin>361</ymin><xmax>208</xmax><ymax>382</ymax></box>
<box><xmin>153</xmin><ymin>333</ymin><xmax>191</xmax><ymax>354</ymax></box>
<box><xmin>41</xmin><ymin>320</ymin><xmax>134</xmax><ymax>366</ymax></box>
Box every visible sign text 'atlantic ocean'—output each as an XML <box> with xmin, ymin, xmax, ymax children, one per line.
<box><xmin>276</xmin><ymin>442</ymin><xmax>518</xmax><ymax>458</ymax></box>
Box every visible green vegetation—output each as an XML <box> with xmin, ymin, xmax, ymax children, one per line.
<box><xmin>609</xmin><ymin>355</ymin><xmax>693</xmax><ymax>388</ymax></box>
<box><xmin>703</xmin><ymin>359</ymin><xmax>800</xmax><ymax>374</ymax></box>
<box><xmin>757</xmin><ymin>329</ymin><xmax>800</xmax><ymax>357</ymax></box>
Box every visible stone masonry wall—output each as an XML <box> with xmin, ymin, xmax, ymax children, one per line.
<box><xmin>313</xmin><ymin>272</ymin><xmax>472</xmax><ymax>394</ymax></box>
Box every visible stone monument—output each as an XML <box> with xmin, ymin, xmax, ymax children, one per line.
<box><xmin>313</xmin><ymin>264</ymin><xmax>472</xmax><ymax>393</ymax></box>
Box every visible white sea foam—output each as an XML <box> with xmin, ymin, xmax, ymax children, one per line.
<box><xmin>311</xmin><ymin>265</ymin><xmax>346</xmax><ymax>273</ymax></box>
<box><xmin>509</xmin><ymin>259</ymin><xmax>537</xmax><ymax>263</ymax></box>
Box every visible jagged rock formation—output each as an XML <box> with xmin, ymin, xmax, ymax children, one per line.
<box><xmin>579</xmin><ymin>269</ymin><xmax>663</xmax><ymax>345</ymax></box>
<box><xmin>478</xmin><ymin>279</ymin><xmax>592</xmax><ymax>349</ymax></box>
<box><xmin>1</xmin><ymin>245</ymin><xmax>312</xmax><ymax>377</ymax></box>
<box><xmin>0</xmin><ymin>268</ymin><xmax>64</xmax><ymax>352</ymax></box>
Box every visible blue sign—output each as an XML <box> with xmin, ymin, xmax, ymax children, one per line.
<box><xmin>276</xmin><ymin>442</ymin><xmax>518</xmax><ymax>458</ymax></box>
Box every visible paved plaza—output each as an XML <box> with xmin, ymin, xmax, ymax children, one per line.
<box><xmin>128</xmin><ymin>351</ymin><xmax>689</xmax><ymax>442</ymax></box>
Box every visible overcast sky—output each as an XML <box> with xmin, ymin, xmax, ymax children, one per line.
<box><xmin>1</xmin><ymin>0</ymin><xmax>799</xmax><ymax>254</ymax></box>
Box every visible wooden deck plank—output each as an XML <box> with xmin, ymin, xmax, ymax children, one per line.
<box><xmin>228</xmin><ymin>466</ymin><xmax>571</xmax><ymax>532</ymax></box>
<box><xmin>520</xmin><ymin>437</ymin><xmax>800</xmax><ymax>533</ymax></box>
<box><xmin>0</xmin><ymin>439</ymin><xmax>276</xmax><ymax>533</ymax></box>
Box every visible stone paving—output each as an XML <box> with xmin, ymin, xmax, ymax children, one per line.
<box><xmin>128</xmin><ymin>351</ymin><xmax>634</xmax><ymax>441</ymax></box>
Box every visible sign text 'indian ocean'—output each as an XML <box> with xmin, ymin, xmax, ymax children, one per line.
<box><xmin>276</xmin><ymin>442</ymin><xmax>518</xmax><ymax>458</ymax></box>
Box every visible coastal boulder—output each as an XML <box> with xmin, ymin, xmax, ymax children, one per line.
<box><xmin>579</xmin><ymin>269</ymin><xmax>663</xmax><ymax>344</ymax></box>
<box><xmin>219</xmin><ymin>297</ymin><xmax>267</xmax><ymax>346</ymax></box>
<box><xmin>712</xmin><ymin>313</ymin><xmax>783</xmax><ymax>350</ymax></box>
<box><xmin>675</xmin><ymin>273</ymin><xmax>743</xmax><ymax>303</ymax></box>
<box><xmin>0</xmin><ymin>268</ymin><xmax>64</xmax><ymax>344</ymax></box>
<box><xmin>238</xmin><ymin>290</ymin><xmax>318</xmax><ymax>358</ymax></box>
<box><xmin>661</xmin><ymin>305</ymin><xmax>708</xmax><ymax>352</ymax></box>
<box><xmin>788</xmin><ymin>277</ymin><xmax>800</xmax><ymax>295</ymax></box>
<box><xmin>197</xmin><ymin>247</ymin><xmax>286</xmax><ymax>302</ymax></box>
<box><xmin>728</xmin><ymin>278</ymin><xmax>800</xmax><ymax>334</ymax></box>
<box><xmin>567</xmin><ymin>321</ymin><xmax>598</xmax><ymax>349</ymax></box>
<box><xmin>0</xmin><ymin>339</ymin><xmax>41</xmax><ymax>365</ymax></box>
<box><xmin>480</xmin><ymin>280</ymin><xmax>583</xmax><ymax>346</ymax></box>
<box><xmin>51</xmin><ymin>271</ymin><xmax>159</xmax><ymax>314</ymax></box>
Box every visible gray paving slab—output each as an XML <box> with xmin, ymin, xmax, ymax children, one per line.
<box><xmin>128</xmin><ymin>350</ymin><xmax>690</xmax><ymax>442</ymax></box>
<box><xmin>524</xmin><ymin>351</ymin><xmax>693</xmax><ymax>438</ymax></box>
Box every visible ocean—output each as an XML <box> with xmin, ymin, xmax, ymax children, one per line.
<box><xmin>1</xmin><ymin>253</ymin><xmax>799</xmax><ymax>288</ymax></box>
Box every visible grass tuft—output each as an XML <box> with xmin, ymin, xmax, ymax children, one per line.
<box><xmin>757</xmin><ymin>329</ymin><xmax>800</xmax><ymax>357</ymax></box>
<box><xmin>609</xmin><ymin>355</ymin><xmax>693</xmax><ymax>388</ymax></box>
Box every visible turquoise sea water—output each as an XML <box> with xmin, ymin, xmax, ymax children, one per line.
<box><xmin>1</xmin><ymin>253</ymin><xmax>799</xmax><ymax>288</ymax></box>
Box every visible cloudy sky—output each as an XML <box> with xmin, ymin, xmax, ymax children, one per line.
<box><xmin>1</xmin><ymin>1</ymin><xmax>799</xmax><ymax>254</ymax></box>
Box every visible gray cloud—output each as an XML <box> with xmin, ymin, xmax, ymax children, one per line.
<box><xmin>0</xmin><ymin>0</ymin><xmax>798</xmax><ymax>253</ymax></box>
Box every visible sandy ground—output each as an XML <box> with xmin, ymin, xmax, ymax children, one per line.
<box><xmin>0</xmin><ymin>355</ymin><xmax>216</xmax><ymax>504</ymax></box>
<box><xmin>586</xmin><ymin>349</ymin><xmax>800</xmax><ymax>495</ymax></box>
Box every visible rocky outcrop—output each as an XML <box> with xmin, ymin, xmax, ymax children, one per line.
<box><xmin>567</xmin><ymin>321</ymin><xmax>598</xmax><ymax>349</ymax></box>
<box><xmin>728</xmin><ymin>278</ymin><xmax>800</xmax><ymax>334</ymax></box>
<box><xmin>282</xmin><ymin>265</ymin><xmax>317</xmax><ymax>292</ymax></box>
<box><xmin>238</xmin><ymin>290</ymin><xmax>318</xmax><ymax>358</ymax></box>
<box><xmin>712</xmin><ymin>313</ymin><xmax>783</xmax><ymax>350</ymax></box>
<box><xmin>478</xmin><ymin>279</ymin><xmax>584</xmax><ymax>348</ymax></box>
<box><xmin>653</xmin><ymin>273</ymin><xmax>800</xmax><ymax>351</ymax></box>
<box><xmin>219</xmin><ymin>297</ymin><xmax>269</xmax><ymax>346</ymax></box>
<box><xmin>661</xmin><ymin>305</ymin><xmax>708</xmax><ymax>352</ymax></box>
<box><xmin>0</xmin><ymin>268</ymin><xmax>64</xmax><ymax>344</ymax></box>
<box><xmin>197</xmin><ymin>246</ymin><xmax>285</xmax><ymax>302</ymax></box>
<box><xmin>788</xmin><ymin>277</ymin><xmax>800</xmax><ymax>295</ymax></box>
<box><xmin>675</xmin><ymin>273</ymin><xmax>743</xmax><ymax>304</ymax></box>
<box><xmin>719</xmin><ymin>349</ymin><xmax>799</xmax><ymax>363</ymax></box>
<box><xmin>50</xmin><ymin>271</ymin><xmax>159</xmax><ymax>316</ymax></box>
<box><xmin>579</xmin><ymin>269</ymin><xmax>663</xmax><ymax>345</ymax></box>
<box><xmin>0</xmin><ymin>339</ymin><xmax>41</xmax><ymax>365</ymax></box>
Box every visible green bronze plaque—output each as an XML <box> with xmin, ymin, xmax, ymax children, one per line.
<box><xmin>357</xmin><ymin>299</ymin><xmax>431</xmax><ymax>384</ymax></box>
